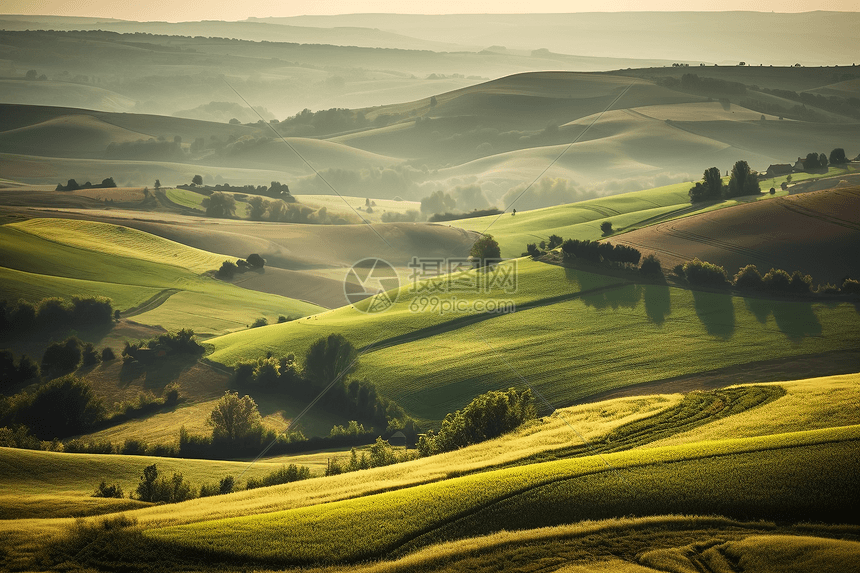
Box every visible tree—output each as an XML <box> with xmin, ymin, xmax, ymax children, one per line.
<box><xmin>420</xmin><ymin>190</ymin><xmax>456</xmax><ymax>214</ymax></box>
<box><xmin>202</xmin><ymin>192</ymin><xmax>236</xmax><ymax>218</ymax></box>
<box><xmin>470</xmin><ymin>235</ymin><xmax>501</xmax><ymax>266</ymax></box>
<box><xmin>733</xmin><ymin>264</ymin><xmax>763</xmax><ymax>290</ymax></box>
<box><xmin>216</xmin><ymin>260</ymin><xmax>237</xmax><ymax>279</ymax></box>
<box><xmin>20</xmin><ymin>375</ymin><xmax>105</xmax><ymax>439</ymax></box>
<box><xmin>154</xmin><ymin>179</ymin><xmax>162</xmax><ymax>190</ymax></box>
<box><xmin>726</xmin><ymin>160</ymin><xmax>760</xmax><ymax>197</ymax></box>
<box><xmin>600</xmin><ymin>221</ymin><xmax>613</xmax><ymax>235</ymax></box>
<box><xmin>829</xmin><ymin>148</ymin><xmax>848</xmax><ymax>165</ymax></box>
<box><xmin>548</xmin><ymin>234</ymin><xmax>563</xmax><ymax>249</ymax></box>
<box><xmin>304</xmin><ymin>334</ymin><xmax>358</xmax><ymax>386</ymax></box>
<box><xmin>248</xmin><ymin>196</ymin><xmax>269</xmax><ymax>220</ymax></box>
<box><xmin>640</xmin><ymin>254</ymin><xmax>662</xmax><ymax>276</ymax></box>
<box><xmin>207</xmin><ymin>391</ymin><xmax>263</xmax><ymax>443</ymax></box>
<box><xmin>100</xmin><ymin>177</ymin><xmax>116</xmax><ymax>188</ymax></box>
<box><xmin>430</xmin><ymin>95</ymin><xmax>438</xmax><ymax>107</ymax></box>
<box><xmin>229</xmin><ymin>118</ymin><xmax>240</xmax><ymax>125</ymax></box>
<box><xmin>689</xmin><ymin>166</ymin><xmax>724</xmax><ymax>203</ymax></box>
<box><xmin>819</xmin><ymin>153</ymin><xmax>828</xmax><ymax>168</ymax></box>
<box><xmin>136</xmin><ymin>463</ymin><xmax>159</xmax><ymax>502</ymax></box>
<box><xmin>246</xmin><ymin>253</ymin><xmax>265</xmax><ymax>268</ymax></box>
<box><xmin>192</xmin><ymin>174</ymin><xmax>203</xmax><ymax>186</ymax></box>
<box><xmin>41</xmin><ymin>337</ymin><xmax>83</xmax><ymax>377</ymax></box>
<box><xmin>803</xmin><ymin>152</ymin><xmax>820</xmax><ymax>170</ymax></box>
<box><xmin>25</xmin><ymin>69</ymin><xmax>37</xmax><ymax>80</ymax></box>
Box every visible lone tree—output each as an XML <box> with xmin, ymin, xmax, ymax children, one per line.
<box><xmin>726</xmin><ymin>160</ymin><xmax>760</xmax><ymax>198</ymax></box>
<box><xmin>600</xmin><ymin>221</ymin><xmax>613</xmax><ymax>235</ymax></box>
<box><xmin>154</xmin><ymin>179</ymin><xmax>162</xmax><ymax>190</ymax></box>
<box><xmin>470</xmin><ymin>234</ymin><xmax>501</xmax><ymax>266</ymax></box>
<box><xmin>192</xmin><ymin>174</ymin><xmax>203</xmax><ymax>186</ymax></box>
<box><xmin>207</xmin><ymin>391</ymin><xmax>263</xmax><ymax>443</ymax></box>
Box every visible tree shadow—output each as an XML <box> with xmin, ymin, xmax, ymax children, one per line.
<box><xmin>643</xmin><ymin>282</ymin><xmax>672</xmax><ymax>325</ymax></box>
<box><xmin>692</xmin><ymin>289</ymin><xmax>735</xmax><ymax>339</ymax></box>
<box><xmin>581</xmin><ymin>284</ymin><xmax>642</xmax><ymax>310</ymax></box>
<box><xmin>119</xmin><ymin>357</ymin><xmax>194</xmax><ymax>390</ymax></box>
<box><xmin>745</xmin><ymin>297</ymin><xmax>822</xmax><ymax>342</ymax></box>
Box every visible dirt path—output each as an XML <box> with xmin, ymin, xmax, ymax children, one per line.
<box><xmin>121</xmin><ymin>288</ymin><xmax>180</xmax><ymax>318</ymax></box>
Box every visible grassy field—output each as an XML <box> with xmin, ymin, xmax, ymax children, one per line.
<box><xmin>0</xmin><ymin>218</ymin><xmax>324</xmax><ymax>336</ymax></box>
<box><xmin>0</xmin><ymin>447</ymin><xmax>291</xmax><ymax>519</ymax></box>
<box><xmin>146</xmin><ymin>425</ymin><xmax>860</xmax><ymax>564</ymax></box>
<box><xmin>447</xmin><ymin>166</ymin><xmax>859</xmax><ymax>257</ymax></box>
<box><xmin>207</xmin><ymin>253</ymin><xmax>860</xmax><ymax>422</ymax></box>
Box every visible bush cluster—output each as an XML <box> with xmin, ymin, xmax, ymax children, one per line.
<box><xmin>417</xmin><ymin>388</ymin><xmax>535</xmax><ymax>457</ymax></box>
<box><xmin>561</xmin><ymin>239</ymin><xmax>641</xmax><ymax>265</ymax></box>
<box><xmin>325</xmin><ymin>437</ymin><xmax>417</xmax><ymax>476</ymax></box>
<box><xmin>122</xmin><ymin>329</ymin><xmax>204</xmax><ymax>360</ymax></box>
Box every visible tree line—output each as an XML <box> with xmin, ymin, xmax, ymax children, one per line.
<box><xmin>0</xmin><ymin>295</ymin><xmax>114</xmax><ymax>337</ymax></box>
<box><xmin>674</xmin><ymin>258</ymin><xmax>860</xmax><ymax>296</ymax></box>
<box><xmin>55</xmin><ymin>177</ymin><xmax>117</xmax><ymax>192</ymax></box>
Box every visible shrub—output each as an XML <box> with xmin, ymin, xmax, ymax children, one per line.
<box><xmin>547</xmin><ymin>235</ymin><xmax>563</xmax><ymax>249</ymax></box>
<box><xmin>250</xmin><ymin>317</ymin><xmax>268</xmax><ymax>328</ymax></box>
<box><xmin>525</xmin><ymin>243</ymin><xmax>541</xmax><ymax>258</ymax></box>
<box><xmin>101</xmin><ymin>347</ymin><xmax>116</xmax><ymax>361</ymax></box>
<box><xmin>681</xmin><ymin>258</ymin><xmax>729</xmax><ymax>287</ymax></box>
<box><xmin>93</xmin><ymin>481</ymin><xmax>124</xmax><ymax>498</ymax></box>
<box><xmin>245</xmin><ymin>464</ymin><xmax>311</xmax><ymax>489</ymax></box>
<box><xmin>246</xmin><ymin>253</ymin><xmax>265</xmax><ymax>268</ymax></box>
<box><xmin>600</xmin><ymin>221</ymin><xmax>613</xmax><ymax>235</ymax></box>
<box><xmin>733</xmin><ymin>264</ymin><xmax>763</xmax><ymax>290</ymax></box>
<box><xmin>216</xmin><ymin>260</ymin><xmax>238</xmax><ymax>279</ymax></box>
<box><xmin>135</xmin><ymin>464</ymin><xmax>195</xmax><ymax>503</ymax></box>
<box><xmin>639</xmin><ymin>254</ymin><xmax>662</xmax><ymax>276</ymax></box>
<box><xmin>41</xmin><ymin>337</ymin><xmax>84</xmax><ymax>377</ymax></box>
<box><xmin>120</xmin><ymin>439</ymin><xmax>149</xmax><ymax>455</ymax></box>
<box><xmin>789</xmin><ymin>271</ymin><xmax>813</xmax><ymax>294</ymax></box>
<box><xmin>81</xmin><ymin>343</ymin><xmax>101</xmax><ymax>367</ymax></box>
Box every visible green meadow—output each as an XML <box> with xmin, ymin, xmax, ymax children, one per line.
<box><xmin>0</xmin><ymin>218</ymin><xmax>324</xmax><ymax>336</ymax></box>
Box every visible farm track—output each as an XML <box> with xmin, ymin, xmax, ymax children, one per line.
<box><xmin>121</xmin><ymin>288</ymin><xmax>180</xmax><ymax>318</ymax></box>
<box><xmin>363</xmin><ymin>281</ymin><xmax>631</xmax><ymax>353</ymax></box>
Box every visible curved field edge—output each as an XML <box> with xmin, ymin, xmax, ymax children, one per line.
<box><xmin>145</xmin><ymin>424</ymin><xmax>860</xmax><ymax>564</ymax></box>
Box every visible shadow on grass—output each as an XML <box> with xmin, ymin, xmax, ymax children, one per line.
<box><xmin>643</xmin><ymin>282</ymin><xmax>671</xmax><ymax>325</ymax></box>
<box><xmin>692</xmin><ymin>289</ymin><xmax>735</xmax><ymax>339</ymax></box>
<box><xmin>744</xmin><ymin>297</ymin><xmax>822</xmax><ymax>342</ymax></box>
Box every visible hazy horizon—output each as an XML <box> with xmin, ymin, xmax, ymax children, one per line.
<box><xmin>1</xmin><ymin>2</ymin><xmax>859</xmax><ymax>23</ymax></box>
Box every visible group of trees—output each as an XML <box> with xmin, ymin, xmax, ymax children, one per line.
<box><xmin>560</xmin><ymin>238</ymin><xmax>642</xmax><ymax>266</ymax></box>
<box><xmin>428</xmin><ymin>208</ymin><xmax>502</xmax><ymax>223</ymax></box>
<box><xmin>96</xmin><ymin>460</ymin><xmax>313</xmax><ymax>504</ymax></box>
<box><xmin>0</xmin><ymin>375</ymin><xmax>106</xmax><ymax>440</ymax></box>
<box><xmin>417</xmin><ymin>388</ymin><xmax>535</xmax><ymax>457</ymax></box>
<box><xmin>216</xmin><ymin>253</ymin><xmax>265</xmax><ymax>280</ymax></box>
<box><xmin>121</xmin><ymin>329</ymin><xmax>205</xmax><ymax>361</ymax></box>
<box><xmin>689</xmin><ymin>161</ymin><xmax>760</xmax><ymax>203</ymax></box>
<box><xmin>325</xmin><ymin>437</ymin><xmax>415</xmax><ymax>476</ymax></box>
<box><xmin>233</xmin><ymin>334</ymin><xmax>413</xmax><ymax>438</ymax></box>
<box><xmin>803</xmin><ymin>148</ymin><xmax>849</xmax><ymax>170</ymax></box>
<box><xmin>55</xmin><ymin>177</ymin><xmax>117</xmax><ymax>192</ymax></box>
<box><xmin>0</xmin><ymin>296</ymin><xmax>114</xmax><ymax>336</ymax></box>
<box><xmin>675</xmin><ymin>258</ymin><xmax>860</xmax><ymax>296</ymax></box>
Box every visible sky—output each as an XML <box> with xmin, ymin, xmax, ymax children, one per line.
<box><xmin>2</xmin><ymin>0</ymin><xmax>859</xmax><ymax>22</ymax></box>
